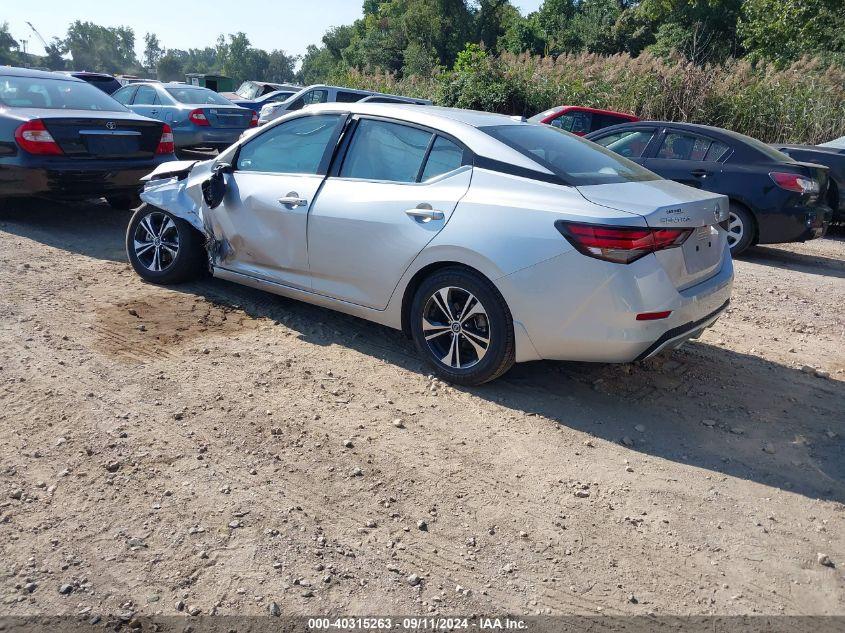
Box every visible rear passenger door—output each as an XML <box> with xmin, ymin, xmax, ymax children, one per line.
<box><xmin>307</xmin><ymin>117</ymin><xmax>471</xmax><ymax>309</ymax></box>
<box><xmin>643</xmin><ymin>128</ymin><xmax>731</xmax><ymax>190</ymax></box>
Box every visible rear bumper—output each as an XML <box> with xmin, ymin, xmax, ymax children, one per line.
<box><xmin>497</xmin><ymin>245</ymin><xmax>734</xmax><ymax>364</ymax></box>
<box><xmin>756</xmin><ymin>202</ymin><xmax>832</xmax><ymax>244</ymax></box>
<box><xmin>0</xmin><ymin>154</ymin><xmax>176</xmax><ymax>200</ymax></box>
<box><xmin>173</xmin><ymin>127</ymin><xmax>245</xmax><ymax>150</ymax></box>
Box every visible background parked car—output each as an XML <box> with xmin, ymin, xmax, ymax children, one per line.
<box><xmin>258</xmin><ymin>84</ymin><xmax>432</xmax><ymax>124</ymax></box>
<box><xmin>587</xmin><ymin>121</ymin><xmax>832</xmax><ymax>254</ymax></box>
<box><xmin>358</xmin><ymin>94</ymin><xmax>432</xmax><ymax>105</ymax></box>
<box><xmin>818</xmin><ymin>136</ymin><xmax>845</xmax><ymax>153</ymax></box>
<box><xmin>224</xmin><ymin>84</ymin><xmax>302</xmax><ymax>113</ymax></box>
<box><xmin>117</xmin><ymin>75</ymin><xmax>161</xmax><ymax>87</ymax></box>
<box><xmin>112</xmin><ymin>82</ymin><xmax>256</xmax><ymax>151</ymax></box>
<box><xmin>0</xmin><ymin>66</ymin><xmax>175</xmax><ymax>209</ymax></box>
<box><xmin>528</xmin><ymin>106</ymin><xmax>638</xmax><ymax>135</ymax></box>
<box><xmin>60</xmin><ymin>71</ymin><xmax>122</xmax><ymax>95</ymax></box>
<box><xmin>771</xmin><ymin>142</ymin><xmax>845</xmax><ymax>225</ymax></box>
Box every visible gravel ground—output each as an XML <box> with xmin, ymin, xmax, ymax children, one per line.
<box><xmin>0</xmin><ymin>200</ymin><xmax>843</xmax><ymax>619</ymax></box>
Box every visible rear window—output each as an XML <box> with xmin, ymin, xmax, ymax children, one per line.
<box><xmin>0</xmin><ymin>75</ymin><xmax>126</xmax><ymax>111</ymax></box>
<box><xmin>165</xmin><ymin>86</ymin><xmax>231</xmax><ymax>105</ymax></box>
<box><xmin>482</xmin><ymin>124</ymin><xmax>659</xmax><ymax>186</ymax></box>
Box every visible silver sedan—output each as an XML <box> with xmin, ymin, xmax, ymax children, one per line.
<box><xmin>127</xmin><ymin>103</ymin><xmax>733</xmax><ymax>385</ymax></box>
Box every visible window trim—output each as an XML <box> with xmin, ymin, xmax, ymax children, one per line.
<box><xmin>330</xmin><ymin>114</ymin><xmax>472</xmax><ymax>185</ymax></box>
<box><xmin>231</xmin><ymin>111</ymin><xmax>350</xmax><ymax>177</ymax></box>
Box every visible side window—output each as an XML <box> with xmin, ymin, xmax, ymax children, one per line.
<box><xmin>236</xmin><ymin>114</ymin><xmax>342</xmax><ymax>174</ymax></box>
<box><xmin>592</xmin><ymin>114</ymin><xmax>629</xmax><ymax>132</ymax></box>
<box><xmin>657</xmin><ymin>133</ymin><xmax>712</xmax><ymax>161</ymax></box>
<box><xmin>336</xmin><ymin>91</ymin><xmax>363</xmax><ymax>103</ymax></box>
<box><xmin>133</xmin><ymin>86</ymin><xmax>159</xmax><ymax>106</ymax></box>
<box><xmin>594</xmin><ymin>129</ymin><xmax>656</xmax><ymax>159</ymax></box>
<box><xmin>288</xmin><ymin>89</ymin><xmax>328</xmax><ymax>111</ymax></box>
<box><xmin>420</xmin><ymin>136</ymin><xmax>464</xmax><ymax>181</ymax></box>
<box><xmin>112</xmin><ymin>86</ymin><xmax>136</xmax><ymax>105</ymax></box>
<box><xmin>550</xmin><ymin>113</ymin><xmax>573</xmax><ymax>131</ymax></box>
<box><xmin>340</xmin><ymin>119</ymin><xmax>432</xmax><ymax>183</ymax></box>
<box><xmin>705</xmin><ymin>140</ymin><xmax>731</xmax><ymax>161</ymax></box>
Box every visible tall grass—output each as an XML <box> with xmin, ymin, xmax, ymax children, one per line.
<box><xmin>330</xmin><ymin>52</ymin><xmax>845</xmax><ymax>144</ymax></box>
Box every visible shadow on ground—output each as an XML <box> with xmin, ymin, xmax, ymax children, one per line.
<box><xmin>3</xmin><ymin>200</ymin><xmax>844</xmax><ymax>505</ymax></box>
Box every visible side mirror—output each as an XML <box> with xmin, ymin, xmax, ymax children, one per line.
<box><xmin>202</xmin><ymin>163</ymin><xmax>231</xmax><ymax>209</ymax></box>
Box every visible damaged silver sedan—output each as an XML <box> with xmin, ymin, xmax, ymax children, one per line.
<box><xmin>128</xmin><ymin>102</ymin><xmax>732</xmax><ymax>384</ymax></box>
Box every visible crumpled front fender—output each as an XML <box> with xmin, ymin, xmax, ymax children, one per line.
<box><xmin>139</xmin><ymin>159</ymin><xmax>216</xmax><ymax>235</ymax></box>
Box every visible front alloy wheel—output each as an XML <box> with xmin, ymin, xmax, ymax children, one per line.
<box><xmin>133</xmin><ymin>211</ymin><xmax>180</xmax><ymax>273</ymax></box>
<box><xmin>410</xmin><ymin>267</ymin><xmax>515</xmax><ymax>385</ymax></box>
<box><xmin>126</xmin><ymin>204</ymin><xmax>207</xmax><ymax>285</ymax></box>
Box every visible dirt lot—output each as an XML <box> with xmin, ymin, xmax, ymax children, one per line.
<box><xmin>0</xmin><ymin>200</ymin><xmax>843</xmax><ymax>619</ymax></box>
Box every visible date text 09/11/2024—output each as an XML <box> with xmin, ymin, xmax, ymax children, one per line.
<box><xmin>307</xmin><ymin>617</ymin><xmax>528</xmax><ymax>630</ymax></box>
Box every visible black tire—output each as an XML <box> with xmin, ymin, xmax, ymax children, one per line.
<box><xmin>410</xmin><ymin>267</ymin><xmax>515</xmax><ymax>386</ymax></box>
<box><xmin>726</xmin><ymin>203</ymin><xmax>755</xmax><ymax>256</ymax></box>
<box><xmin>106</xmin><ymin>193</ymin><xmax>142</xmax><ymax>210</ymax></box>
<box><xmin>126</xmin><ymin>204</ymin><xmax>207</xmax><ymax>284</ymax></box>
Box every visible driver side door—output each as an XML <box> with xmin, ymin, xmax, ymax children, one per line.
<box><xmin>206</xmin><ymin>113</ymin><xmax>346</xmax><ymax>289</ymax></box>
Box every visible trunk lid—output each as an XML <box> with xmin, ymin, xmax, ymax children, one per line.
<box><xmin>201</xmin><ymin>106</ymin><xmax>253</xmax><ymax>129</ymax></box>
<box><xmin>41</xmin><ymin>115</ymin><xmax>163</xmax><ymax>159</ymax></box>
<box><xmin>577</xmin><ymin>179</ymin><xmax>729</xmax><ymax>290</ymax></box>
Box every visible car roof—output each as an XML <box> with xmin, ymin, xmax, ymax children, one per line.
<box><xmin>63</xmin><ymin>71</ymin><xmax>117</xmax><ymax>79</ymax></box>
<box><xmin>597</xmin><ymin>119</ymin><xmax>752</xmax><ymax>142</ymax></box>
<box><xmin>299</xmin><ymin>102</ymin><xmax>547</xmax><ymax>173</ymax></box>
<box><xmin>0</xmin><ymin>66</ymin><xmax>83</xmax><ymax>82</ymax></box>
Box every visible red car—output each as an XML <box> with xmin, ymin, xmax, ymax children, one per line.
<box><xmin>528</xmin><ymin>106</ymin><xmax>639</xmax><ymax>136</ymax></box>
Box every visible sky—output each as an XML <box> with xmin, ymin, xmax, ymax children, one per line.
<box><xmin>6</xmin><ymin>0</ymin><xmax>545</xmax><ymax>59</ymax></box>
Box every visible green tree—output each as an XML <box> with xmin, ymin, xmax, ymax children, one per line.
<box><xmin>64</xmin><ymin>21</ymin><xmax>138</xmax><ymax>73</ymax></box>
<box><xmin>266</xmin><ymin>50</ymin><xmax>298</xmax><ymax>83</ymax></box>
<box><xmin>0</xmin><ymin>23</ymin><xmax>21</xmax><ymax>66</ymax></box>
<box><xmin>143</xmin><ymin>33</ymin><xmax>163</xmax><ymax>72</ymax></box>
<box><xmin>739</xmin><ymin>0</ymin><xmax>845</xmax><ymax>65</ymax></box>
<box><xmin>156</xmin><ymin>51</ymin><xmax>184</xmax><ymax>81</ymax></box>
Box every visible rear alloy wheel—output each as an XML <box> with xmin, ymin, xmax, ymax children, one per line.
<box><xmin>410</xmin><ymin>268</ymin><xmax>515</xmax><ymax>385</ymax></box>
<box><xmin>126</xmin><ymin>205</ymin><xmax>206</xmax><ymax>284</ymax></box>
<box><xmin>726</xmin><ymin>203</ymin><xmax>754</xmax><ymax>255</ymax></box>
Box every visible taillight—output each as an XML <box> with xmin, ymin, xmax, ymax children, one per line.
<box><xmin>189</xmin><ymin>109</ymin><xmax>209</xmax><ymax>126</ymax></box>
<box><xmin>769</xmin><ymin>171</ymin><xmax>819</xmax><ymax>195</ymax></box>
<box><xmin>14</xmin><ymin>119</ymin><xmax>63</xmax><ymax>155</ymax></box>
<box><xmin>556</xmin><ymin>221</ymin><xmax>691</xmax><ymax>264</ymax></box>
<box><xmin>249</xmin><ymin>111</ymin><xmax>258</xmax><ymax>127</ymax></box>
<box><xmin>156</xmin><ymin>124</ymin><xmax>175</xmax><ymax>155</ymax></box>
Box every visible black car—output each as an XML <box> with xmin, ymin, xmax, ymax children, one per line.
<box><xmin>770</xmin><ymin>143</ymin><xmax>845</xmax><ymax>226</ymax></box>
<box><xmin>61</xmin><ymin>71</ymin><xmax>122</xmax><ymax>95</ymax></box>
<box><xmin>0</xmin><ymin>66</ymin><xmax>176</xmax><ymax>209</ymax></box>
<box><xmin>586</xmin><ymin>121</ymin><xmax>833</xmax><ymax>254</ymax></box>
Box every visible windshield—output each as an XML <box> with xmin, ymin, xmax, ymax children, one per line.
<box><xmin>165</xmin><ymin>86</ymin><xmax>232</xmax><ymax>105</ymax></box>
<box><xmin>0</xmin><ymin>75</ymin><xmax>126</xmax><ymax>111</ymax></box>
<box><xmin>481</xmin><ymin>124</ymin><xmax>659</xmax><ymax>186</ymax></box>
<box><xmin>235</xmin><ymin>81</ymin><xmax>261</xmax><ymax>100</ymax></box>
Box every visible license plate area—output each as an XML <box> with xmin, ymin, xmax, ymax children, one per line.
<box><xmin>682</xmin><ymin>225</ymin><xmax>720</xmax><ymax>274</ymax></box>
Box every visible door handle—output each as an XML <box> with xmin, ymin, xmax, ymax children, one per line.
<box><xmin>278</xmin><ymin>192</ymin><xmax>307</xmax><ymax>208</ymax></box>
<box><xmin>691</xmin><ymin>169</ymin><xmax>709</xmax><ymax>178</ymax></box>
<box><xmin>405</xmin><ymin>208</ymin><xmax>444</xmax><ymax>222</ymax></box>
